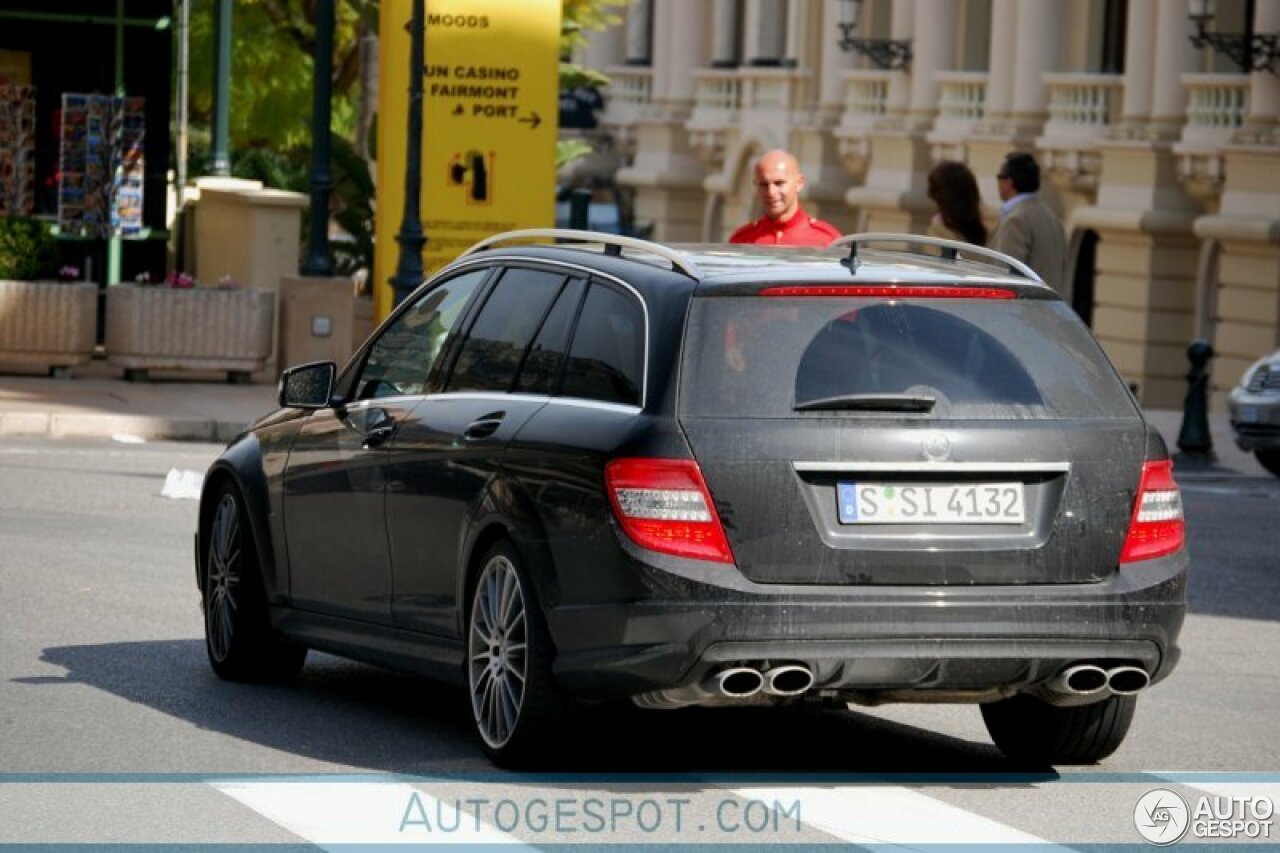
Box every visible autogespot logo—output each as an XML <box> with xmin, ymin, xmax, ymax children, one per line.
<box><xmin>1135</xmin><ymin>789</ymin><xmax>1191</xmax><ymax>845</ymax></box>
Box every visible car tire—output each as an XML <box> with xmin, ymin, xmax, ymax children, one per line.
<box><xmin>203</xmin><ymin>484</ymin><xmax>307</xmax><ymax>682</ymax></box>
<box><xmin>1256</xmin><ymin>449</ymin><xmax>1280</xmax><ymax>478</ymax></box>
<box><xmin>466</xmin><ymin>540</ymin><xmax>567</xmax><ymax>766</ymax></box>
<box><xmin>981</xmin><ymin>693</ymin><xmax>1136</xmax><ymax>766</ymax></box>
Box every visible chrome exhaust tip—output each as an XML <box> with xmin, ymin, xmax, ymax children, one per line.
<box><xmin>763</xmin><ymin>664</ymin><xmax>814</xmax><ymax>696</ymax></box>
<box><xmin>1106</xmin><ymin>665</ymin><xmax>1150</xmax><ymax>695</ymax></box>
<box><xmin>1049</xmin><ymin>663</ymin><xmax>1110</xmax><ymax>695</ymax></box>
<box><xmin>715</xmin><ymin>667</ymin><xmax>765</xmax><ymax>698</ymax></box>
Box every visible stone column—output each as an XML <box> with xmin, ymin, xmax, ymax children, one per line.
<box><xmin>584</xmin><ymin>15</ymin><xmax>625</xmax><ymax>70</ymax></box>
<box><xmin>625</xmin><ymin>0</ymin><xmax>653</xmax><ymax>65</ymax></box>
<box><xmin>711</xmin><ymin>0</ymin><xmax>740</xmax><ymax>67</ymax></box>
<box><xmin>1148</xmin><ymin>2</ymin><xmax>1199</xmax><ymax>140</ymax></box>
<box><xmin>785</xmin><ymin>0</ymin><xmax>803</xmax><ymax>65</ymax></box>
<box><xmin>1008</xmin><ymin>0</ymin><xmax>1064</xmax><ymax>135</ymax></box>
<box><xmin>791</xmin><ymin>0</ymin><xmax>858</xmax><ymax>233</ymax></box>
<box><xmin>884</xmin><ymin>0</ymin><xmax>914</xmax><ymax>116</ymax></box>
<box><xmin>906</xmin><ymin>0</ymin><xmax>957</xmax><ymax>131</ymax></box>
<box><xmin>745</xmin><ymin>0</ymin><xmax>787</xmax><ymax>65</ymax></box>
<box><xmin>1116</xmin><ymin>0</ymin><xmax>1155</xmax><ymax>136</ymax></box>
<box><xmin>651</xmin><ymin>0</ymin><xmax>701</xmax><ymax>106</ymax></box>
<box><xmin>981</xmin><ymin>0</ymin><xmax>1018</xmax><ymax>129</ymax></box>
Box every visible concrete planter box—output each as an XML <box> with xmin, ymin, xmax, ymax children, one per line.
<box><xmin>105</xmin><ymin>285</ymin><xmax>274</xmax><ymax>382</ymax></box>
<box><xmin>0</xmin><ymin>280</ymin><xmax>98</xmax><ymax>377</ymax></box>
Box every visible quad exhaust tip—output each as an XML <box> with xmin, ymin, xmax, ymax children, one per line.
<box><xmin>764</xmin><ymin>664</ymin><xmax>814</xmax><ymax>696</ymax></box>
<box><xmin>715</xmin><ymin>667</ymin><xmax>765</xmax><ymax>698</ymax></box>
<box><xmin>1106</xmin><ymin>665</ymin><xmax>1150</xmax><ymax>695</ymax></box>
<box><xmin>1051</xmin><ymin>663</ymin><xmax>1110</xmax><ymax>695</ymax></box>
<box><xmin>714</xmin><ymin>664</ymin><xmax>815</xmax><ymax>698</ymax></box>
<box><xmin>1047</xmin><ymin>662</ymin><xmax>1151</xmax><ymax>699</ymax></box>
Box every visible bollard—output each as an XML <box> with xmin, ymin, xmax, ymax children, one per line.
<box><xmin>568</xmin><ymin>188</ymin><xmax>593</xmax><ymax>231</ymax></box>
<box><xmin>1176</xmin><ymin>339</ymin><xmax>1217</xmax><ymax>463</ymax></box>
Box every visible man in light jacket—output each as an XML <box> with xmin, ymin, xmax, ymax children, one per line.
<box><xmin>994</xmin><ymin>152</ymin><xmax>1068</xmax><ymax>300</ymax></box>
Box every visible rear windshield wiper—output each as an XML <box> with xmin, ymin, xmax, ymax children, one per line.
<box><xmin>793</xmin><ymin>393</ymin><xmax>937</xmax><ymax>413</ymax></box>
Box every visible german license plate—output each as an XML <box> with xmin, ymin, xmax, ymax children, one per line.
<box><xmin>837</xmin><ymin>482</ymin><xmax>1025</xmax><ymax>524</ymax></box>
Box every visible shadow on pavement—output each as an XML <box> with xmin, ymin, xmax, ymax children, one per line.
<box><xmin>33</xmin><ymin>639</ymin><xmax>1042</xmax><ymax>777</ymax></box>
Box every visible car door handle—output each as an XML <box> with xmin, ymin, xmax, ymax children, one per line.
<box><xmin>363</xmin><ymin>423</ymin><xmax>396</xmax><ymax>448</ymax></box>
<box><xmin>361</xmin><ymin>409</ymin><xmax>397</xmax><ymax>448</ymax></box>
<box><xmin>464</xmin><ymin>411</ymin><xmax>505</xmax><ymax>440</ymax></box>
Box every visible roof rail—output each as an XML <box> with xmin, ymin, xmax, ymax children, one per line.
<box><xmin>460</xmin><ymin>228</ymin><xmax>702</xmax><ymax>280</ymax></box>
<box><xmin>829</xmin><ymin>232</ymin><xmax>1042</xmax><ymax>282</ymax></box>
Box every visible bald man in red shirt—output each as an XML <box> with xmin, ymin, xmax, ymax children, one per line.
<box><xmin>729</xmin><ymin>149</ymin><xmax>842</xmax><ymax>246</ymax></box>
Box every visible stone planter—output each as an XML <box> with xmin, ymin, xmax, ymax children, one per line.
<box><xmin>0</xmin><ymin>280</ymin><xmax>98</xmax><ymax>377</ymax></box>
<box><xmin>105</xmin><ymin>285</ymin><xmax>275</xmax><ymax>382</ymax></box>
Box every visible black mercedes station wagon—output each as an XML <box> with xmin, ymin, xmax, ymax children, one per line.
<box><xmin>197</xmin><ymin>231</ymin><xmax>1187</xmax><ymax>766</ymax></box>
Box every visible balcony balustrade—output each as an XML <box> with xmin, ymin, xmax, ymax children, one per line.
<box><xmin>1175</xmin><ymin>73</ymin><xmax>1251</xmax><ymax>200</ymax></box>
<box><xmin>928</xmin><ymin>71</ymin><xmax>986</xmax><ymax>162</ymax></box>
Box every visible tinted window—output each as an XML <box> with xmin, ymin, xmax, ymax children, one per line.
<box><xmin>353</xmin><ymin>269</ymin><xmax>486</xmax><ymax>400</ymax></box>
<box><xmin>515</xmin><ymin>277</ymin><xmax>585</xmax><ymax>395</ymax></box>
<box><xmin>448</xmin><ymin>268</ymin><xmax>567</xmax><ymax>392</ymax></box>
<box><xmin>680</xmin><ymin>297</ymin><xmax>1138</xmax><ymax>419</ymax></box>
<box><xmin>560</xmin><ymin>283</ymin><xmax>644</xmax><ymax>407</ymax></box>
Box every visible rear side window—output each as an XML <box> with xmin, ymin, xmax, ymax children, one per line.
<box><xmin>515</xmin><ymin>277</ymin><xmax>585</xmax><ymax>395</ymax></box>
<box><xmin>680</xmin><ymin>297</ymin><xmax>1137</xmax><ymax>419</ymax></box>
<box><xmin>560</xmin><ymin>282</ymin><xmax>644</xmax><ymax>407</ymax></box>
<box><xmin>448</xmin><ymin>268</ymin><xmax>566</xmax><ymax>392</ymax></box>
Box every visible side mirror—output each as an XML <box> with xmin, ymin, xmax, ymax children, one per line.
<box><xmin>279</xmin><ymin>361</ymin><xmax>337</xmax><ymax>409</ymax></box>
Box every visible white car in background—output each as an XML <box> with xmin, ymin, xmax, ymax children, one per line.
<box><xmin>1228</xmin><ymin>349</ymin><xmax>1280</xmax><ymax>477</ymax></box>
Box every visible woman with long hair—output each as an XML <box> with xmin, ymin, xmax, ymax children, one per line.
<box><xmin>927</xmin><ymin>160</ymin><xmax>988</xmax><ymax>246</ymax></box>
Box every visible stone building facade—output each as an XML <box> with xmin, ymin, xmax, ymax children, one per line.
<box><xmin>576</xmin><ymin>0</ymin><xmax>1280</xmax><ymax>408</ymax></box>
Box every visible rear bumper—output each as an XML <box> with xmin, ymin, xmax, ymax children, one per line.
<box><xmin>545</xmin><ymin>546</ymin><xmax>1187</xmax><ymax>701</ymax></box>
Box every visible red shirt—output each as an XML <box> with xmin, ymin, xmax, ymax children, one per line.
<box><xmin>728</xmin><ymin>208</ymin><xmax>841</xmax><ymax>246</ymax></box>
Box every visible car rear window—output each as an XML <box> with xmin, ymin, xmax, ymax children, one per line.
<box><xmin>679</xmin><ymin>296</ymin><xmax>1138</xmax><ymax>419</ymax></box>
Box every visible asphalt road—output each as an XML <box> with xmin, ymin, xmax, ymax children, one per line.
<box><xmin>1</xmin><ymin>436</ymin><xmax>1277</xmax><ymax>847</ymax></box>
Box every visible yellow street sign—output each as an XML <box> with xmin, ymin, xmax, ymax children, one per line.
<box><xmin>375</xmin><ymin>0</ymin><xmax>561</xmax><ymax>321</ymax></box>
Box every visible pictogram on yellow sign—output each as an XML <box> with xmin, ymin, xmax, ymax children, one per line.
<box><xmin>375</xmin><ymin>0</ymin><xmax>561</xmax><ymax>320</ymax></box>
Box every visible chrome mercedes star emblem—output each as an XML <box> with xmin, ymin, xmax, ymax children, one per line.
<box><xmin>922</xmin><ymin>432</ymin><xmax>951</xmax><ymax>462</ymax></box>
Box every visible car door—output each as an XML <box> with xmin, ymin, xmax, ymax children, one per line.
<box><xmin>281</xmin><ymin>268</ymin><xmax>490</xmax><ymax>623</ymax></box>
<box><xmin>387</xmin><ymin>267</ymin><xmax>584</xmax><ymax>637</ymax></box>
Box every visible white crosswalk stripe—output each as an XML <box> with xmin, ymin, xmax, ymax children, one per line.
<box><xmin>725</xmin><ymin>785</ymin><xmax>1054</xmax><ymax>846</ymax></box>
<box><xmin>212</xmin><ymin>781</ymin><xmax>530</xmax><ymax>847</ymax></box>
<box><xmin>211</xmin><ymin>778</ymin><xmax>1058</xmax><ymax>847</ymax></box>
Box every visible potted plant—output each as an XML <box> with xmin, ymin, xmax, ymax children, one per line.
<box><xmin>0</xmin><ymin>218</ymin><xmax>98</xmax><ymax>378</ymax></box>
<box><xmin>104</xmin><ymin>271</ymin><xmax>275</xmax><ymax>382</ymax></box>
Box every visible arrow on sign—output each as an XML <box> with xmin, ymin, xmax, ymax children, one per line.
<box><xmin>517</xmin><ymin>112</ymin><xmax>541</xmax><ymax>129</ymax></box>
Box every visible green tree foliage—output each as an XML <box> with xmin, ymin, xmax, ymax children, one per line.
<box><xmin>188</xmin><ymin>0</ymin><xmax>375</xmax><ymax>149</ymax></box>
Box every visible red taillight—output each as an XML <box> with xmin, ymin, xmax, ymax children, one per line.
<box><xmin>604</xmin><ymin>458</ymin><xmax>735</xmax><ymax>564</ymax></box>
<box><xmin>1120</xmin><ymin>459</ymin><xmax>1185</xmax><ymax>563</ymax></box>
<box><xmin>759</xmin><ymin>285</ymin><xmax>1016</xmax><ymax>299</ymax></box>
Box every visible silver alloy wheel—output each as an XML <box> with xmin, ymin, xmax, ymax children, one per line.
<box><xmin>206</xmin><ymin>492</ymin><xmax>242</xmax><ymax>662</ymax></box>
<box><xmin>468</xmin><ymin>553</ymin><xmax>529</xmax><ymax>749</ymax></box>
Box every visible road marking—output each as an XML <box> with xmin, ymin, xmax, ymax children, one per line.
<box><xmin>726</xmin><ymin>785</ymin><xmax>1055</xmax><ymax>846</ymax></box>
<box><xmin>212</xmin><ymin>781</ymin><xmax>528</xmax><ymax>847</ymax></box>
<box><xmin>213</xmin><ymin>779</ymin><xmax>1055</xmax><ymax>847</ymax></box>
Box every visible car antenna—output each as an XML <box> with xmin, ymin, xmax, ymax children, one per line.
<box><xmin>840</xmin><ymin>240</ymin><xmax>860</xmax><ymax>274</ymax></box>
